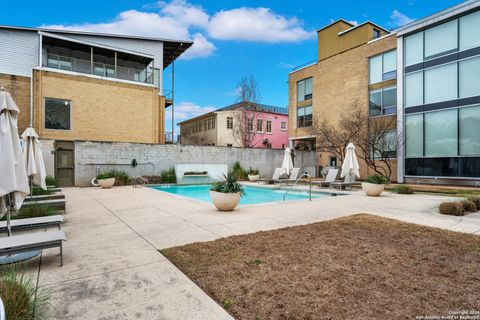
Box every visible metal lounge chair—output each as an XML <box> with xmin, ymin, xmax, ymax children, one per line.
<box><xmin>314</xmin><ymin>168</ymin><xmax>339</xmax><ymax>187</ymax></box>
<box><xmin>274</xmin><ymin>168</ymin><xmax>301</xmax><ymax>185</ymax></box>
<box><xmin>0</xmin><ymin>215</ymin><xmax>64</xmax><ymax>233</ymax></box>
<box><xmin>258</xmin><ymin>168</ymin><xmax>283</xmax><ymax>184</ymax></box>
<box><xmin>0</xmin><ymin>230</ymin><xmax>66</xmax><ymax>266</ymax></box>
<box><xmin>331</xmin><ymin>175</ymin><xmax>358</xmax><ymax>190</ymax></box>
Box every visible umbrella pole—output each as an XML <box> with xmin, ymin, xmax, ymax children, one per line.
<box><xmin>6</xmin><ymin>193</ymin><xmax>13</xmax><ymax>237</ymax></box>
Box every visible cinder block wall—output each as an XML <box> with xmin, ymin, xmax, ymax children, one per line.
<box><xmin>72</xmin><ymin>141</ymin><xmax>317</xmax><ymax>186</ymax></box>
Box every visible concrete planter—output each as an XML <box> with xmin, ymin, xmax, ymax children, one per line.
<box><xmin>209</xmin><ymin>190</ymin><xmax>241</xmax><ymax>211</ymax></box>
<box><xmin>98</xmin><ymin>178</ymin><xmax>115</xmax><ymax>189</ymax></box>
<box><xmin>361</xmin><ymin>182</ymin><xmax>385</xmax><ymax>197</ymax></box>
<box><xmin>248</xmin><ymin>174</ymin><xmax>260</xmax><ymax>182</ymax></box>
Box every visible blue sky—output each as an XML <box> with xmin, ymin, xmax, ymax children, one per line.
<box><xmin>1</xmin><ymin>0</ymin><xmax>460</xmax><ymax>134</ymax></box>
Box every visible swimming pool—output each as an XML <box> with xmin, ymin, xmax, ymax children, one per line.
<box><xmin>149</xmin><ymin>184</ymin><xmax>332</xmax><ymax>205</ymax></box>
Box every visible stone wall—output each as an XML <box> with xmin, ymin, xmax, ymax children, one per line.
<box><xmin>72</xmin><ymin>141</ymin><xmax>317</xmax><ymax>186</ymax></box>
<box><xmin>0</xmin><ymin>73</ymin><xmax>31</xmax><ymax>133</ymax></box>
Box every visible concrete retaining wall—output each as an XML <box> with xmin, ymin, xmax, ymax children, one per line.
<box><xmin>70</xmin><ymin>141</ymin><xmax>317</xmax><ymax>186</ymax></box>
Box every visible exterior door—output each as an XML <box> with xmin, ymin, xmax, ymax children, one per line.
<box><xmin>55</xmin><ymin>141</ymin><xmax>74</xmax><ymax>187</ymax></box>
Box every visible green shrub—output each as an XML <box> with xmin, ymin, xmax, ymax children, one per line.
<box><xmin>0</xmin><ymin>267</ymin><xmax>50</xmax><ymax>320</ymax></box>
<box><xmin>439</xmin><ymin>202</ymin><xmax>466</xmax><ymax>216</ymax></box>
<box><xmin>211</xmin><ymin>173</ymin><xmax>245</xmax><ymax>196</ymax></box>
<box><xmin>96</xmin><ymin>172</ymin><xmax>113</xmax><ymax>180</ymax></box>
<box><xmin>394</xmin><ymin>185</ymin><xmax>414</xmax><ymax>194</ymax></box>
<box><xmin>96</xmin><ymin>170</ymin><xmax>131</xmax><ymax>185</ymax></box>
<box><xmin>364</xmin><ymin>174</ymin><xmax>389</xmax><ymax>185</ymax></box>
<box><xmin>31</xmin><ymin>187</ymin><xmax>54</xmax><ymax>196</ymax></box>
<box><xmin>247</xmin><ymin>168</ymin><xmax>259</xmax><ymax>175</ymax></box>
<box><xmin>232</xmin><ymin>161</ymin><xmax>248</xmax><ymax>180</ymax></box>
<box><xmin>160</xmin><ymin>167</ymin><xmax>177</xmax><ymax>184</ymax></box>
<box><xmin>3</xmin><ymin>204</ymin><xmax>57</xmax><ymax>221</ymax></box>
<box><xmin>45</xmin><ymin>175</ymin><xmax>57</xmax><ymax>187</ymax></box>
<box><xmin>467</xmin><ymin>196</ymin><xmax>480</xmax><ymax>209</ymax></box>
<box><xmin>462</xmin><ymin>200</ymin><xmax>477</xmax><ymax>213</ymax></box>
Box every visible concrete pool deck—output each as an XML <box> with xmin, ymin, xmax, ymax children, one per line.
<box><xmin>19</xmin><ymin>185</ymin><xmax>480</xmax><ymax>319</ymax></box>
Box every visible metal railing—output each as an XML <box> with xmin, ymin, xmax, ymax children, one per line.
<box><xmin>282</xmin><ymin>172</ymin><xmax>312</xmax><ymax>201</ymax></box>
<box><xmin>291</xmin><ymin>59</ymin><xmax>317</xmax><ymax>72</ymax></box>
<box><xmin>44</xmin><ymin>54</ymin><xmax>160</xmax><ymax>85</ymax></box>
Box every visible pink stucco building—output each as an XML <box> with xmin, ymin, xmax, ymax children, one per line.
<box><xmin>178</xmin><ymin>102</ymin><xmax>289</xmax><ymax>149</ymax></box>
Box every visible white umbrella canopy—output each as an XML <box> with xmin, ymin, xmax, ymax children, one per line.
<box><xmin>341</xmin><ymin>142</ymin><xmax>360</xmax><ymax>179</ymax></box>
<box><xmin>22</xmin><ymin>127</ymin><xmax>47</xmax><ymax>190</ymax></box>
<box><xmin>0</xmin><ymin>89</ymin><xmax>29</xmax><ymax>218</ymax></box>
<box><xmin>281</xmin><ymin>147</ymin><xmax>294</xmax><ymax>175</ymax></box>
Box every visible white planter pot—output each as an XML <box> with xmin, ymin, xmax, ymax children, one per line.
<box><xmin>209</xmin><ymin>190</ymin><xmax>241</xmax><ymax>211</ymax></box>
<box><xmin>361</xmin><ymin>182</ymin><xmax>385</xmax><ymax>197</ymax></box>
<box><xmin>248</xmin><ymin>174</ymin><xmax>260</xmax><ymax>182</ymax></box>
<box><xmin>98</xmin><ymin>178</ymin><xmax>115</xmax><ymax>189</ymax></box>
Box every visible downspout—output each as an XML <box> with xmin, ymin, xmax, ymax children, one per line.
<box><xmin>29</xmin><ymin>69</ymin><xmax>33</xmax><ymax>127</ymax></box>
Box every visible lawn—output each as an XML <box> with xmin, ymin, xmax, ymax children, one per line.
<box><xmin>162</xmin><ymin>214</ymin><xmax>480</xmax><ymax>320</ymax></box>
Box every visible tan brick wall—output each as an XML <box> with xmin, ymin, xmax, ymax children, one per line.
<box><xmin>289</xmin><ymin>34</ymin><xmax>398</xmax><ymax>181</ymax></box>
<box><xmin>0</xmin><ymin>73</ymin><xmax>31</xmax><ymax>133</ymax></box>
<box><xmin>33</xmin><ymin>70</ymin><xmax>163</xmax><ymax>144</ymax></box>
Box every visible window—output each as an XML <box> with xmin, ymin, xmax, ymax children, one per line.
<box><xmin>371</xmin><ymin>131</ymin><xmax>397</xmax><ymax>159</ymax></box>
<box><xmin>369</xmin><ymin>86</ymin><xmax>397</xmax><ymax>117</ymax></box>
<box><xmin>405</xmin><ymin>32</ymin><xmax>424</xmax><ymax>66</ymax></box>
<box><xmin>424</xmin><ymin>20</ymin><xmax>457</xmax><ymax>60</ymax></box>
<box><xmin>405</xmin><ymin>114</ymin><xmax>423</xmax><ymax>157</ymax></box>
<box><xmin>460</xmin><ymin>10</ymin><xmax>480</xmax><ymax>50</ymax></box>
<box><xmin>297</xmin><ymin>105</ymin><xmax>312</xmax><ymax>128</ymax></box>
<box><xmin>424</xmin><ymin>109</ymin><xmax>458</xmax><ymax>157</ymax></box>
<box><xmin>212</xmin><ymin>118</ymin><xmax>216</xmax><ymax>129</ymax></box>
<box><xmin>266</xmin><ymin>143</ymin><xmax>272</xmax><ymax>149</ymax></box>
<box><xmin>257</xmin><ymin>119</ymin><xmax>263</xmax><ymax>132</ymax></box>
<box><xmin>459</xmin><ymin>105</ymin><xmax>480</xmax><ymax>155</ymax></box>
<box><xmin>424</xmin><ymin>63</ymin><xmax>457</xmax><ymax>104</ymax></box>
<box><xmin>226</xmin><ymin>117</ymin><xmax>233</xmax><ymax>129</ymax></box>
<box><xmin>281</xmin><ymin>121</ymin><xmax>287</xmax><ymax>130</ymax></box>
<box><xmin>459</xmin><ymin>56</ymin><xmax>480</xmax><ymax>98</ymax></box>
<box><xmin>266</xmin><ymin>120</ymin><xmax>272</xmax><ymax>133</ymax></box>
<box><xmin>247</xmin><ymin>119</ymin><xmax>253</xmax><ymax>132</ymax></box>
<box><xmin>44</xmin><ymin>98</ymin><xmax>71</xmax><ymax>130</ymax></box>
<box><xmin>226</xmin><ymin>144</ymin><xmax>233</xmax><ymax>147</ymax></box>
<box><xmin>405</xmin><ymin>71</ymin><xmax>423</xmax><ymax>107</ymax></box>
<box><xmin>204</xmin><ymin>120</ymin><xmax>207</xmax><ymax>131</ymax></box>
<box><xmin>47</xmin><ymin>54</ymin><xmax>73</xmax><ymax>71</ymax></box>
<box><xmin>297</xmin><ymin>78</ymin><xmax>313</xmax><ymax>102</ymax></box>
<box><xmin>372</xmin><ymin>28</ymin><xmax>381</xmax><ymax>40</ymax></box>
<box><xmin>369</xmin><ymin>50</ymin><xmax>397</xmax><ymax>84</ymax></box>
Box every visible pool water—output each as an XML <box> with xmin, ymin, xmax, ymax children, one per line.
<box><xmin>150</xmin><ymin>184</ymin><xmax>330</xmax><ymax>205</ymax></box>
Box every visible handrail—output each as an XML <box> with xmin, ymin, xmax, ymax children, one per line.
<box><xmin>283</xmin><ymin>172</ymin><xmax>312</xmax><ymax>201</ymax></box>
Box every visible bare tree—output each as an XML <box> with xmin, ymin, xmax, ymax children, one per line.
<box><xmin>232</xmin><ymin>75</ymin><xmax>266</xmax><ymax>148</ymax></box>
<box><xmin>313</xmin><ymin>103</ymin><xmax>399</xmax><ymax>180</ymax></box>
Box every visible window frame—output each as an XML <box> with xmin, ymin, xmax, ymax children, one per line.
<box><xmin>369</xmin><ymin>49</ymin><xmax>397</xmax><ymax>84</ymax></box>
<box><xmin>280</xmin><ymin>121</ymin><xmax>287</xmax><ymax>131</ymax></box>
<box><xmin>266</xmin><ymin>120</ymin><xmax>272</xmax><ymax>133</ymax></box>
<box><xmin>296</xmin><ymin>77</ymin><xmax>313</xmax><ymax>102</ymax></box>
<box><xmin>297</xmin><ymin>105</ymin><xmax>312</xmax><ymax>128</ymax></box>
<box><xmin>226</xmin><ymin>117</ymin><xmax>233</xmax><ymax>129</ymax></box>
<box><xmin>256</xmin><ymin>119</ymin><xmax>264</xmax><ymax>133</ymax></box>
<box><xmin>369</xmin><ymin>85</ymin><xmax>397</xmax><ymax>117</ymax></box>
<box><xmin>44</xmin><ymin>97</ymin><xmax>72</xmax><ymax>131</ymax></box>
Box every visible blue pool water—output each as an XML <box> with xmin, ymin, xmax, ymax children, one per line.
<box><xmin>150</xmin><ymin>184</ymin><xmax>330</xmax><ymax>205</ymax></box>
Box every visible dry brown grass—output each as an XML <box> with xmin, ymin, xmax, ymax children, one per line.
<box><xmin>162</xmin><ymin>214</ymin><xmax>480</xmax><ymax>320</ymax></box>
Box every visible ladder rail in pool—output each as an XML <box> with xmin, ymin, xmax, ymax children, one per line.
<box><xmin>282</xmin><ymin>172</ymin><xmax>312</xmax><ymax>201</ymax></box>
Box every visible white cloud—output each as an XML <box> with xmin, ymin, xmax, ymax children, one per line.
<box><xmin>390</xmin><ymin>10</ymin><xmax>414</xmax><ymax>28</ymax></box>
<box><xmin>165</xmin><ymin>101</ymin><xmax>216</xmax><ymax>120</ymax></box>
<box><xmin>347</xmin><ymin>20</ymin><xmax>359</xmax><ymax>26</ymax></box>
<box><xmin>208</xmin><ymin>7</ymin><xmax>314</xmax><ymax>42</ymax></box>
<box><xmin>42</xmin><ymin>1</ymin><xmax>312</xmax><ymax>59</ymax></box>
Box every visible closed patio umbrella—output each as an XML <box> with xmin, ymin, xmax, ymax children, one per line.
<box><xmin>341</xmin><ymin>143</ymin><xmax>360</xmax><ymax>179</ymax></box>
<box><xmin>0</xmin><ymin>88</ymin><xmax>29</xmax><ymax>236</ymax></box>
<box><xmin>22</xmin><ymin>127</ymin><xmax>47</xmax><ymax>192</ymax></box>
<box><xmin>281</xmin><ymin>147</ymin><xmax>294</xmax><ymax>175</ymax></box>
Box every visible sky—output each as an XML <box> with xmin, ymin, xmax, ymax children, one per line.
<box><xmin>0</xmin><ymin>0</ymin><xmax>461</xmax><ymax>135</ymax></box>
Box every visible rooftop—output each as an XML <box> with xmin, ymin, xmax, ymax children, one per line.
<box><xmin>0</xmin><ymin>24</ymin><xmax>193</xmax><ymax>69</ymax></box>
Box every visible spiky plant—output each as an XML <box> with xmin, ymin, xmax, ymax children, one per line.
<box><xmin>211</xmin><ymin>173</ymin><xmax>245</xmax><ymax>196</ymax></box>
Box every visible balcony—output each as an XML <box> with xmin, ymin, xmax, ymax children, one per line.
<box><xmin>41</xmin><ymin>36</ymin><xmax>160</xmax><ymax>87</ymax></box>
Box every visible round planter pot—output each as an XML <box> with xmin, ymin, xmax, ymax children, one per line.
<box><xmin>209</xmin><ymin>190</ymin><xmax>241</xmax><ymax>211</ymax></box>
<box><xmin>248</xmin><ymin>174</ymin><xmax>260</xmax><ymax>182</ymax></box>
<box><xmin>98</xmin><ymin>178</ymin><xmax>115</xmax><ymax>189</ymax></box>
<box><xmin>361</xmin><ymin>182</ymin><xmax>385</xmax><ymax>197</ymax></box>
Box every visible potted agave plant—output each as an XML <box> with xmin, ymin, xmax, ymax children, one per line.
<box><xmin>247</xmin><ymin>168</ymin><xmax>260</xmax><ymax>182</ymax></box>
<box><xmin>210</xmin><ymin>173</ymin><xmax>245</xmax><ymax>211</ymax></box>
<box><xmin>97</xmin><ymin>172</ymin><xmax>115</xmax><ymax>189</ymax></box>
<box><xmin>362</xmin><ymin>173</ymin><xmax>388</xmax><ymax>196</ymax></box>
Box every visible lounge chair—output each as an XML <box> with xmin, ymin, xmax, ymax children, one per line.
<box><xmin>258</xmin><ymin>168</ymin><xmax>283</xmax><ymax>184</ymax></box>
<box><xmin>274</xmin><ymin>168</ymin><xmax>301</xmax><ymax>185</ymax></box>
<box><xmin>0</xmin><ymin>215</ymin><xmax>64</xmax><ymax>233</ymax></box>
<box><xmin>22</xmin><ymin>199</ymin><xmax>66</xmax><ymax>212</ymax></box>
<box><xmin>313</xmin><ymin>168</ymin><xmax>339</xmax><ymax>187</ymax></box>
<box><xmin>0</xmin><ymin>230</ymin><xmax>66</xmax><ymax>266</ymax></box>
<box><xmin>330</xmin><ymin>175</ymin><xmax>358</xmax><ymax>190</ymax></box>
